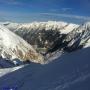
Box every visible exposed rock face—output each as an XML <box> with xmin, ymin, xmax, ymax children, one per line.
<box><xmin>0</xmin><ymin>25</ymin><xmax>44</xmax><ymax>64</ymax></box>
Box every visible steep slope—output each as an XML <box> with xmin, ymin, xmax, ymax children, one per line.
<box><xmin>0</xmin><ymin>25</ymin><xmax>44</xmax><ymax>64</ymax></box>
<box><xmin>0</xmin><ymin>47</ymin><xmax>90</xmax><ymax>90</ymax></box>
<box><xmin>63</xmin><ymin>22</ymin><xmax>90</xmax><ymax>52</ymax></box>
<box><xmin>47</xmin><ymin>22</ymin><xmax>90</xmax><ymax>54</ymax></box>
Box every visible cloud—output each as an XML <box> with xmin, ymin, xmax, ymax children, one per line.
<box><xmin>49</xmin><ymin>8</ymin><xmax>72</xmax><ymax>13</ymax></box>
<box><xmin>49</xmin><ymin>9</ymin><xmax>59</xmax><ymax>12</ymax></box>
<box><xmin>40</xmin><ymin>13</ymin><xmax>90</xmax><ymax>20</ymax></box>
<box><xmin>0</xmin><ymin>0</ymin><xmax>23</xmax><ymax>5</ymax></box>
<box><xmin>61</xmin><ymin>8</ymin><xmax>72</xmax><ymax>12</ymax></box>
<box><xmin>0</xmin><ymin>11</ymin><xmax>90</xmax><ymax>23</ymax></box>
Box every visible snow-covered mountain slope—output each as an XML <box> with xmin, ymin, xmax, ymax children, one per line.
<box><xmin>63</xmin><ymin>22</ymin><xmax>90</xmax><ymax>51</ymax></box>
<box><xmin>3</xmin><ymin>21</ymin><xmax>79</xmax><ymax>50</ymax></box>
<box><xmin>46</xmin><ymin>21</ymin><xmax>90</xmax><ymax>54</ymax></box>
<box><xmin>1</xmin><ymin>21</ymin><xmax>90</xmax><ymax>60</ymax></box>
<box><xmin>0</xmin><ymin>47</ymin><xmax>90</xmax><ymax>90</ymax></box>
<box><xmin>0</xmin><ymin>25</ymin><xmax>44</xmax><ymax>64</ymax></box>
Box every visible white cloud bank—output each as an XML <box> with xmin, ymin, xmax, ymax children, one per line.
<box><xmin>41</xmin><ymin>13</ymin><xmax>90</xmax><ymax>20</ymax></box>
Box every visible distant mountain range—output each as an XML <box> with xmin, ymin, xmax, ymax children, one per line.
<box><xmin>2</xmin><ymin>21</ymin><xmax>90</xmax><ymax>51</ymax></box>
<box><xmin>0</xmin><ymin>21</ymin><xmax>90</xmax><ymax>67</ymax></box>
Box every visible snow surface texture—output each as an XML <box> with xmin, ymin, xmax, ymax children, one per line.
<box><xmin>0</xmin><ymin>47</ymin><xmax>90</xmax><ymax>90</ymax></box>
<box><xmin>0</xmin><ymin>25</ymin><xmax>44</xmax><ymax>64</ymax></box>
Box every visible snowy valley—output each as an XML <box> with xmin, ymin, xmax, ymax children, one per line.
<box><xmin>0</xmin><ymin>21</ymin><xmax>90</xmax><ymax>90</ymax></box>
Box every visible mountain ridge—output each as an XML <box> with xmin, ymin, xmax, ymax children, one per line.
<box><xmin>0</xmin><ymin>25</ymin><xmax>44</xmax><ymax>66</ymax></box>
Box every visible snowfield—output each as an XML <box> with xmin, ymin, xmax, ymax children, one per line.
<box><xmin>0</xmin><ymin>47</ymin><xmax>90</xmax><ymax>90</ymax></box>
